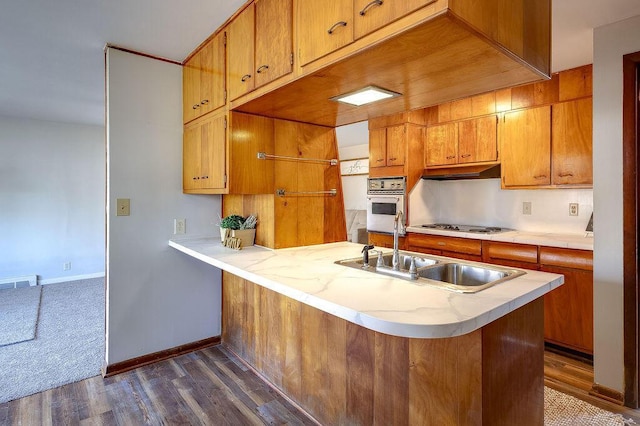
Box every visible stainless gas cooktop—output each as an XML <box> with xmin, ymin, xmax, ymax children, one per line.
<box><xmin>420</xmin><ymin>223</ymin><xmax>512</xmax><ymax>234</ymax></box>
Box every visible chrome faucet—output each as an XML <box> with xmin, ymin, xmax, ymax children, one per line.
<box><xmin>392</xmin><ymin>210</ymin><xmax>405</xmax><ymax>270</ymax></box>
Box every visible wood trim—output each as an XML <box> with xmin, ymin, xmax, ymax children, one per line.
<box><xmin>590</xmin><ymin>383</ymin><xmax>625</xmax><ymax>406</ymax></box>
<box><xmin>623</xmin><ymin>51</ymin><xmax>640</xmax><ymax>408</ymax></box>
<box><xmin>104</xmin><ymin>44</ymin><xmax>182</xmax><ymax>66</ymax></box>
<box><xmin>102</xmin><ymin>336</ymin><xmax>221</xmax><ymax>377</ymax></box>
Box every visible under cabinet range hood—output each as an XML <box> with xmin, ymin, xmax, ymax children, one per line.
<box><xmin>422</xmin><ymin>164</ymin><xmax>501</xmax><ymax>181</ymax></box>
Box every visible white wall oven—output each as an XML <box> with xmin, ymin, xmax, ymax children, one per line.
<box><xmin>366</xmin><ymin>176</ymin><xmax>406</xmax><ymax>235</ymax></box>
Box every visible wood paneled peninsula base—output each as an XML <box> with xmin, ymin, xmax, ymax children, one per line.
<box><xmin>169</xmin><ymin>239</ymin><xmax>562</xmax><ymax>425</ymax></box>
<box><xmin>223</xmin><ymin>273</ymin><xmax>544</xmax><ymax>425</ymax></box>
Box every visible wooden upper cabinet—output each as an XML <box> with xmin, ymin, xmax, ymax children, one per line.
<box><xmin>552</xmin><ymin>98</ymin><xmax>593</xmax><ymax>186</ymax></box>
<box><xmin>425</xmin><ymin>122</ymin><xmax>457</xmax><ymax>166</ymax></box>
<box><xmin>370</xmin><ymin>125</ymin><xmax>405</xmax><ymax>167</ymax></box>
<box><xmin>500</xmin><ymin>106</ymin><xmax>551</xmax><ymax>187</ymax></box>
<box><xmin>425</xmin><ymin>116</ymin><xmax>496</xmax><ymax>167</ymax></box>
<box><xmin>183</xmin><ymin>53</ymin><xmax>201</xmax><ymax>123</ymax></box>
<box><xmin>199</xmin><ymin>34</ymin><xmax>226</xmax><ymax>116</ymax></box>
<box><xmin>457</xmin><ymin>115</ymin><xmax>497</xmax><ymax>163</ymax></box>
<box><xmin>228</xmin><ymin>4</ymin><xmax>256</xmax><ymax>101</ymax></box>
<box><xmin>353</xmin><ymin>0</ymin><xmax>435</xmax><ymax>39</ymax></box>
<box><xmin>386</xmin><ymin>124</ymin><xmax>405</xmax><ymax>166</ymax></box>
<box><xmin>254</xmin><ymin>0</ymin><xmax>293</xmax><ymax>88</ymax></box>
<box><xmin>297</xmin><ymin>0</ymin><xmax>353</xmax><ymax>66</ymax></box>
<box><xmin>183</xmin><ymin>33</ymin><xmax>226</xmax><ymax>124</ymax></box>
<box><xmin>228</xmin><ymin>0</ymin><xmax>293</xmax><ymax>101</ymax></box>
<box><xmin>369</xmin><ymin>128</ymin><xmax>386</xmax><ymax>167</ymax></box>
<box><xmin>183</xmin><ymin>110</ymin><xmax>227</xmax><ymax>193</ymax></box>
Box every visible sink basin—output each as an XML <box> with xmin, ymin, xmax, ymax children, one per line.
<box><xmin>335</xmin><ymin>250</ymin><xmax>525</xmax><ymax>293</ymax></box>
<box><xmin>418</xmin><ymin>263</ymin><xmax>525</xmax><ymax>293</ymax></box>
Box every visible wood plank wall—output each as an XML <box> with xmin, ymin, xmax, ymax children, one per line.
<box><xmin>222</xmin><ymin>272</ymin><xmax>544</xmax><ymax>425</ymax></box>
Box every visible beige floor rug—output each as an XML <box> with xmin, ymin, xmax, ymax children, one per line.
<box><xmin>545</xmin><ymin>387</ymin><xmax>636</xmax><ymax>425</ymax></box>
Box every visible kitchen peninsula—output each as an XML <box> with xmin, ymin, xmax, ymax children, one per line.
<box><xmin>170</xmin><ymin>237</ymin><xmax>563</xmax><ymax>425</ymax></box>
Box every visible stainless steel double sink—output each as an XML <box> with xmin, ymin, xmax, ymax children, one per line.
<box><xmin>335</xmin><ymin>251</ymin><xmax>525</xmax><ymax>293</ymax></box>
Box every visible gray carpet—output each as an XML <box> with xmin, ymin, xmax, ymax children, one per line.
<box><xmin>0</xmin><ymin>278</ymin><xmax>104</xmax><ymax>404</ymax></box>
<box><xmin>0</xmin><ymin>286</ymin><xmax>42</xmax><ymax>346</ymax></box>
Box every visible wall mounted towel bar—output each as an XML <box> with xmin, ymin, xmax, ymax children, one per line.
<box><xmin>276</xmin><ymin>189</ymin><xmax>337</xmax><ymax>197</ymax></box>
<box><xmin>257</xmin><ymin>152</ymin><xmax>338</xmax><ymax>166</ymax></box>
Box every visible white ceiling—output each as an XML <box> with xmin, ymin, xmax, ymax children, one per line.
<box><xmin>1</xmin><ymin>0</ymin><xmax>639</xmax><ymax>127</ymax></box>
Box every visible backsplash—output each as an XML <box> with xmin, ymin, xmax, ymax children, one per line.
<box><xmin>409</xmin><ymin>179</ymin><xmax>594</xmax><ymax>235</ymax></box>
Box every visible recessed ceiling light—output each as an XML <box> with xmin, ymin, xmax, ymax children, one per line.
<box><xmin>330</xmin><ymin>85</ymin><xmax>401</xmax><ymax>106</ymax></box>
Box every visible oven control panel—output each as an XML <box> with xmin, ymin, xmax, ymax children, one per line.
<box><xmin>367</xmin><ymin>176</ymin><xmax>406</xmax><ymax>194</ymax></box>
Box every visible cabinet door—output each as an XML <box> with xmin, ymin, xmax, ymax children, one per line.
<box><xmin>228</xmin><ymin>4</ymin><xmax>255</xmax><ymax>101</ymax></box>
<box><xmin>354</xmin><ymin>0</ymin><xmax>433</xmax><ymax>39</ymax></box>
<box><xmin>183</xmin><ymin>52</ymin><xmax>201</xmax><ymax>124</ymax></box>
<box><xmin>385</xmin><ymin>125</ymin><xmax>405</xmax><ymax>166</ymax></box>
<box><xmin>254</xmin><ymin>0</ymin><xmax>293</xmax><ymax>88</ymax></box>
<box><xmin>541</xmin><ymin>265</ymin><xmax>593</xmax><ymax>354</ymax></box>
<box><xmin>552</xmin><ymin>98</ymin><xmax>593</xmax><ymax>185</ymax></box>
<box><xmin>183</xmin><ymin>124</ymin><xmax>202</xmax><ymax>190</ymax></box>
<box><xmin>199</xmin><ymin>112</ymin><xmax>227</xmax><ymax>191</ymax></box>
<box><xmin>457</xmin><ymin>115</ymin><xmax>497</xmax><ymax>163</ymax></box>
<box><xmin>424</xmin><ymin>122</ymin><xmax>457</xmax><ymax>166</ymax></box>
<box><xmin>199</xmin><ymin>33</ymin><xmax>226</xmax><ymax>116</ymax></box>
<box><xmin>501</xmin><ymin>106</ymin><xmax>551</xmax><ymax>187</ymax></box>
<box><xmin>369</xmin><ymin>128</ymin><xmax>386</xmax><ymax>168</ymax></box>
<box><xmin>298</xmin><ymin>0</ymin><xmax>353</xmax><ymax>66</ymax></box>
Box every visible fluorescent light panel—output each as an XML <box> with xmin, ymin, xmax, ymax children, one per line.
<box><xmin>331</xmin><ymin>85</ymin><xmax>401</xmax><ymax>106</ymax></box>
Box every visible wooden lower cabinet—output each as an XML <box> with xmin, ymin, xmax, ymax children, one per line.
<box><xmin>482</xmin><ymin>241</ymin><xmax>539</xmax><ymax>269</ymax></box>
<box><xmin>222</xmin><ymin>272</ymin><xmax>544</xmax><ymax>425</ymax></box>
<box><xmin>540</xmin><ymin>247</ymin><xmax>593</xmax><ymax>354</ymax></box>
<box><xmin>368</xmin><ymin>232</ymin><xmax>405</xmax><ymax>249</ymax></box>
<box><xmin>482</xmin><ymin>241</ymin><xmax>593</xmax><ymax>355</ymax></box>
<box><xmin>406</xmin><ymin>233</ymin><xmax>482</xmax><ymax>261</ymax></box>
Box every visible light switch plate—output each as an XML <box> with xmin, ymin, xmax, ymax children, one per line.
<box><xmin>522</xmin><ymin>201</ymin><xmax>532</xmax><ymax>215</ymax></box>
<box><xmin>116</xmin><ymin>198</ymin><xmax>130</xmax><ymax>216</ymax></box>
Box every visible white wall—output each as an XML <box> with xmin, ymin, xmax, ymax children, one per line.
<box><xmin>337</xmin><ymin>122</ymin><xmax>369</xmax><ymax>211</ymax></box>
<box><xmin>409</xmin><ymin>179</ymin><xmax>594</xmax><ymax>234</ymax></box>
<box><xmin>105</xmin><ymin>48</ymin><xmax>221</xmax><ymax>365</ymax></box>
<box><xmin>0</xmin><ymin>116</ymin><xmax>105</xmax><ymax>283</ymax></box>
<box><xmin>591</xmin><ymin>15</ymin><xmax>640</xmax><ymax>393</ymax></box>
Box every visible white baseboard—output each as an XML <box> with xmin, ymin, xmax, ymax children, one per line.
<box><xmin>40</xmin><ymin>272</ymin><xmax>105</xmax><ymax>285</ymax></box>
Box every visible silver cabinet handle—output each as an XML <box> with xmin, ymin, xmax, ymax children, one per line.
<box><xmin>256</xmin><ymin>65</ymin><xmax>269</xmax><ymax>74</ymax></box>
<box><xmin>241</xmin><ymin>74</ymin><xmax>252</xmax><ymax>82</ymax></box>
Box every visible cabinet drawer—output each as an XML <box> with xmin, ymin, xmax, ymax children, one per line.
<box><xmin>407</xmin><ymin>234</ymin><xmax>481</xmax><ymax>256</ymax></box>
<box><xmin>539</xmin><ymin>247</ymin><xmax>593</xmax><ymax>271</ymax></box>
<box><xmin>483</xmin><ymin>241</ymin><xmax>538</xmax><ymax>264</ymax></box>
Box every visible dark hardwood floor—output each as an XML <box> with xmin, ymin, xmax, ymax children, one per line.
<box><xmin>544</xmin><ymin>350</ymin><xmax>640</xmax><ymax>423</ymax></box>
<box><xmin>0</xmin><ymin>345</ymin><xmax>316</xmax><ymax>425</ymax></box>
<box><xmin>3</xmin><ymin>345</ymin><xmax>640</xmax><ymax>425</ymax></box>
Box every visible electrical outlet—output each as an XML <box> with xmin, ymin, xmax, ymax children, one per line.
<box><xmin>63</xmin><ymin>262</ymin><xmax>71</xmax><ymax>271</ymax></box>
<box><xmin>174</xmin><ymin>218</ymin><xmax>186</xmax><ymax>235</ymax></box>
<box><xmin>522</xmin><ymin>201</ymin><xmax>532</xmax><ymax>215</ymax></box>
<box><xmin>569</xmin><ymin>203</ymin><xmax>579</xmax><ymax>216</ymax></box>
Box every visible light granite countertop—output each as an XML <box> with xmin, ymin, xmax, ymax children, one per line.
<box><xmin>405</xmin><ymin>226</ymin><xmax>594</xmax><ymax>251</ymax></box>
<box><xmin>169</xmin><ymin>237</ymin><xmax>563</xmax><ymax>339</ymax></box>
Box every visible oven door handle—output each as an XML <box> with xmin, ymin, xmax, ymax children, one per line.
<box><xmin>368</xmin><ymin>196</ymin><xmax>401</xmax><ymax>203</ymax></box>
